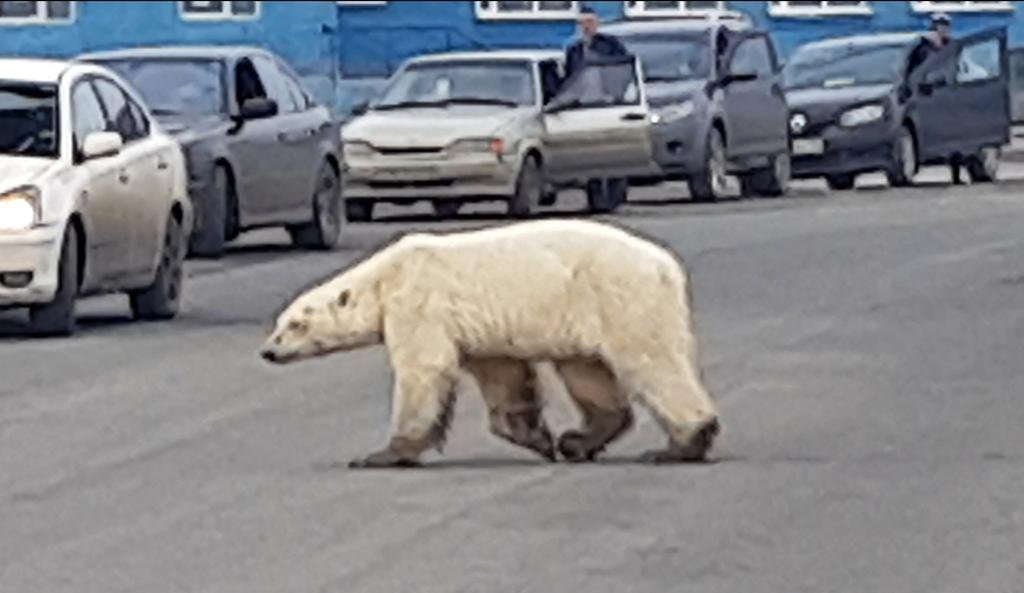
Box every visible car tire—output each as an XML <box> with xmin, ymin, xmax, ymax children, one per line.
<box><xmin>741</xmin><ymin>151</ymin><xmax>790</xmax><ymax>198</ymax></box>
<box><xmin>509</xmin><ymin>155</ymin><xmax>543</xmax><ymax>218</ymax></box>
<box><xmin>826</xmin><ymin>173</ymin><xmax>856</xmax><ymax>191</ymax></box>
<box><xmin>432</xmin><ymin>199</ymin><xmax>462</xmax><ymax>220</ymax></box>
<box><xmin>188</xmin><ymin>165</ymin><xmax>233</xmax><ymax>259</ymax></box>
<box><xmin>966</xmin><ymin>146</ymin><xmax>1000</xmax><ymax>183</ymax></box>
<box><xmin>130</xmin><ymin>214</ymin><xmax>186</xmax><ymax>321</ymax></box>
<box><xmin>886</xmin><ymin>126</ymin><xmax>917</xmax><ymax>188</ymax></box>
<box><xmin>29</xmin><ymin>223</ymin><xmax>79</xmax><ymax>337</ymax></box>
<box><xmin>689</xmin><ymin>127</ymin><xmax>728</xmax><ymax>203</ymax></box>
<box><xmin>345</xmin><ymin>199</ymin><xmax>374</xmax><ymax>223</ymax></box>
<box><xmin>539</xmin><ymin>189</ymin><xmax>557</xmax><ymax>207</ymax></box>
<box><xmin>289</xmin><ymin>161</ymin><xmax>341</xmax><ymax>250</ymax></box>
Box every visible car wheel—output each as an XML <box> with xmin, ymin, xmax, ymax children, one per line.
<box><xmin>966</xmin><ymin>146</ymin><xmax>1000</xmax><ymax>183</ymax></box>
<box><xmin>741</xmin><ymin>151</ymin><xmax>790</xmax><ymax>198</ymax></box>
<box><xmin>289</xmin><ymin>161</ymin><xmax>341</xmax><ymax>250</ymax></box>
<box><xmin>539</xmin><ymin>189</ymin><xmax>558</xmax><ymax>207</ymax></box>
<box><xmin>509</xmin><ymin>155</ymin><xmax>543</xmax><ymax>218</ymax></box>
<box><xmin>432</xmin><ymin>199</ymin><xmax>462</xmax><ymax>220</ymax></box>
<box><xmin>886</xmin><ymin>127</ymin><xmax>917</xmax><ymax>187</ymax></box>
<box><xmin>188</xmin><ymin>166</ymin><xmax>232</xmax><ymax>259</ymax></box>
<box><xmin>689</xmin><ymin>127</ymin><xmax>728</xmax><ymax>202</ymax></box>
<box><xmin>29</xmin><ymin>223</ymin><xmax>79</xmax><ymax>337</ymax></box>
<box><xmin>130</xmin><ymin>214</ymin><xmax>186</xmax><ymax>321</ymax></box>
<box><xmin>345</xmin><ymin>199</ymin><xmax>374</xmax><ymax>223</ymax></box>
<box><xmin>826</xmin><ymin>173</ymin><xmax>857</xmax><ymax>191</ymax></box>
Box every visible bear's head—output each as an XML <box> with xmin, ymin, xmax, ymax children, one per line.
<box><xmin>260</xmin><ymin>280</ymin><xmax>383</xmax><ymax>364</ymax></box>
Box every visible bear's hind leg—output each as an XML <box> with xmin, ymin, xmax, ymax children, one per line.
<box><xmin>349</xmin><ymin>364</ymin><xmax>459</xmax><ymax>469</ymax></box>
<box><xmin>555</xmin><ymin>358</ymin><xmax>633</xmax><ymax>463</ymax></box>
<box><xmin>465</xmin><ymin>357</ymin><xmax>556</xmax><ymax>462</ymax></box>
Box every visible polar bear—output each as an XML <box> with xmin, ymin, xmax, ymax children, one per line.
<box><xmin>260</xmin><ymin>219</ymin><xmax>720</xmax><ymax>467</ymax></box>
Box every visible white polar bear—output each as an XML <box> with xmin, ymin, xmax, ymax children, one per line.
<box><xmin>260</xmin><ymin>219</ymin><xmax>720</xmax><ymax>467</ymax></box>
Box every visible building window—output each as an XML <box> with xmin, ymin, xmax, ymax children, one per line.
<box><xmin>768</xmin><ymin>1</ymin><xmax>873</xmax><ymax>17</ymax></box>
<box><xmin>0</xmin><ymin>1</ymin><xmax>74</xmax><ymax>24</ymax></box>
<box><xmin>475</xmin><ymin>1</ymin><xmax>580</xmax><ymax>21</ymax></box>
<box><xmin>624</xmin><ymin>1</ymin><xmax>729</xmax><ymax>18</ymax></box>
<box><xmin>180</xmin><ymin>1</ymin><xmax>260</xmax><ymax>21</ymax></box>
<box><xmin>337</xmin><ymin>1</ymin><xmax>387</xmax><ymax>5</ymax></box>
<box><xmin>911</xmin><ymin>1</ymin><xmax>1013</xmax><ymax>11</ymax></box>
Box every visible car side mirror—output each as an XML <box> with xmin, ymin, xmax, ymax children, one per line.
<box><xmin>722</xmin><ymin>70</ymin><xmax>758</xmax><ymax>86</ymax></box>
<box><xmin>81</xmin><ymin>131</ymin><xmax>123</xmax><ymax>160</ymax></box>
<box><xmin>350</xmin><ymin>101</ymin><xmax>369</xmax><ymax>116</ymax></box>
<box><xmin>239</xmin><ymin>97</ymin><xmax>278</xmax><ymax>120</ymax></box>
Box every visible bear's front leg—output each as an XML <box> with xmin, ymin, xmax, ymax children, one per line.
<box><xmin>350</xmin><ymin>349</ymin><xmax>460</xmax><ymax>469</ymax></box>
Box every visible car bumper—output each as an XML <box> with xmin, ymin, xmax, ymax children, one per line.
<box><xmin>342</xmin><ymin>155</ymin><xmax>519</xmax><ymax>201</ymax></box>
<box><xmin>0</xmin><ymin>225</ymin><xmax>62</xmax><ymax>307</ymax></box>
<box><xmin>646</xmin><ymin>118</ymin><xmax>706</xmax><ymax>179</ymax></box>
<box><xmin>791</xmin><ymin>122</ymin><xmax>896</xmax><ymax>178</ymax></box>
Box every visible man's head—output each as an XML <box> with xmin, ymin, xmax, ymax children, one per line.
<box><xmin>930</xmin><ymin>12</ymin><xmax>952</xmax><ymax>44</ymax></box>
<box><xmin>578</xmin><ymin>7</ymin><xmax>599</xmax><ymax>41</ymax></box>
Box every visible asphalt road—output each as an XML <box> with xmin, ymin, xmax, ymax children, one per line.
<box><xmin>2</xmin><ymin>168</ymin><xmax>1024</xmax><ymax>593</ymax></box>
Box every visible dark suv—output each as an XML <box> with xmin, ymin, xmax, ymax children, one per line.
<box><xmin>80</xmin><ymin>46</ymin><xmax>343</xmax><ymax>258</ymax></box>
<box><xmin>783</xmin><ymin>28</ymin><xmax>1010</xmax><ymax>189</ymax></box>
<box><xmin>602</xmin><ymin>18</ymin><xmax>792</xmax><ymax>201</ymax></box>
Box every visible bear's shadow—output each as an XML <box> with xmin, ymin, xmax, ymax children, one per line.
<box><xmin>313</xmin><ymin>455</ymin><xmax>729</xmax><ymax>472</ymax></box>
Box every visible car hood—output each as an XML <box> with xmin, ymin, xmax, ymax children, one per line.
<box><xmin>785</xmin><ymin>83</ymin><xmax>895</xmax><ymax>111</ymax></box>
<box><xmin>342</xmin><ymin>106</ymin><xmax>533</xmax><ymax>148</ymax></box>
<box><xmin>0</xmin><ymin>156</ymin><xmax>58</xmax><ymax>194</ymax></box>
<box><xmin>645</xmin><ymin>79</ymin><xmax>707</xmax><ymax>108</ymax></box>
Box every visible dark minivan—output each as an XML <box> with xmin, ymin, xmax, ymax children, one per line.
<box><xmin>783</xmin><ymin>29</ymin><xmax>1011</xmax><ymax>190</ymax></box>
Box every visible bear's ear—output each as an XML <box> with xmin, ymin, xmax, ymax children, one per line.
<box><xmin>337</xmin><ymin>289</ymin><xmax>351</xmax><ymax>307</ymax></box>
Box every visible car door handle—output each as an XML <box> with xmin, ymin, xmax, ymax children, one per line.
<box><xmin>621</xmin><ymin>112</ymin><xmax>646</xmax><ymax>121</ymax></box>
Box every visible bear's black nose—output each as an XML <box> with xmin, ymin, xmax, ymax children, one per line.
<box><xmin>261</xmin><ymin>349</ymin><xmax>278</xmax><ymax>363</ymax></box>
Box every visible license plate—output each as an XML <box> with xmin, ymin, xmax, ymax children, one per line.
<box><xmin>376</xmin><ymin>166</ymin><xmax>437</xmax><ymax>178</ymax></box>
<box><xmin>792</xmin><ymin>138</ymin><xmax>825</xmax><ymax>156</ymax></box>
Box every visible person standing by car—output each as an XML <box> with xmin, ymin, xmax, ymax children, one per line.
<box><xmin>563</xmin><ymin>7</ymin><xmax>630</xmax><ymax>212</ymax></box>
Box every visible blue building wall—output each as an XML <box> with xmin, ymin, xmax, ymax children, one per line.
<box><xmin>2</xmin><ymin>1</ymin><xmax>1023</xmax><ymax>116</ymax></box>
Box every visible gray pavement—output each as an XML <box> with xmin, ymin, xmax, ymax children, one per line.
<box><xmin>2</xmin><ymin>166</ymin><xmax>1024</xmax><ymax>592</ymax></box>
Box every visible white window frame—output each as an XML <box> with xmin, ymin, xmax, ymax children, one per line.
<box><xmin>768</xmin><ymin>2</ymin><xmax>873</xmax><ymax>18</ymax></box>
<box><xmin>0</xmin><ymin>1</ymin><xmax>75</xmax><ymax>25</ymax></box>
<box><xmin>623</xmin><ymin>1</ymin><xmax>731</xmax><ymax>18</ymax></box>
<box><xmin>475</xmin><ymin>1</ymin><xmax>580</xmax><ymax>21</ymax></box>
<box><xmin>910</xmin><ymin>1</ymin><xmax>1014</xmax><ymax>12</ymax></box>
<box><xmin>337</xmin><ymin>1</ymin><xmax>387</xmax><ymax>5</ymax></box>
<box><xmin>179</xmin><ymin>1</ymin><xmax>261</xmax><ymax>21</ymax></box>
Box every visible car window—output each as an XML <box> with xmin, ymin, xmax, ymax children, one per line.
<box><xmin>729</xmin><ymin>36</ymin><xmax>773</xmax><ymax>77</ymax></box>
<box><xmin>957</xmin><ymin>38</ymin><xmax>1001</xmax><ymax>84</ymax></box>
<box><xmin>98</xmin><ymin>58</ymin><xmax>226</xmax><ymax>118</ymax></box>
<box><xmin>0</xmin><ymin>82</ymin><xmax>59</xmax><ymax>159</ymax></box>
<box><xmin>376</xmin><ymin>60</ymin><xmax>537</xmax><ymax>108</ymax></box>
<box><xmin>235</xmin><ymin>58</ymin><xmax>268</xmax><ymax>109</ymax></box>
<box><xmin>274</xmin><ymin>55</ymin><xmax>314</xmax><ymax>110</ymax></box>
<box><xmin>251</xmin><ymin>55</ymin><xmax>299</xmax><ymax>114</ymax></box>
<box><xmin>783</xmin><ymin>43</ymin><xmax>911</xmax><ymax>90</ymax></box>
<box><xmin>91</xmin><ymin>77</ymin><xmax>147</xmax><ymax>144</ymax></box>
<box><xmin>545</xmin><ymin>58</ymin><xmax>640</xmax><ymax>111</ymax></box>
<box><xmin>71</xmin><ymin>80</ymin><xmax>108</xmax><ymax>156</ymax></box>
<box><xmin>620</xmin><ymin>34</ymin><xmax>712</xmax><ymax>83</ymax></box>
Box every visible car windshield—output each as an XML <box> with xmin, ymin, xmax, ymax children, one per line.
<box><xmin>98</xmin><ymin>58</ymin><xmax>226</xmax><ymax>117</ymax></box>
<box><xmin>0</xmin><ymin>82</ymin><xmax>59</xmax><ymax>158</ymax></box>
<box><xmin>374</xmin><ymin>60</ymin><xmax>536</xmax><ymax>109</ymax></box>
<box><xmin>783</xmin><ymin>43</ymin><xmax>912</xmax><ymax>90</ymax></box>
<box><xmin>621</xmin><ymin>34</ymin><xmax>712</xmax><ymax>82</ymax></box>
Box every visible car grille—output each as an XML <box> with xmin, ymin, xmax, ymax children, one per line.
<box><xmin>367</xmin><ymin>179</ymin><xmax>456</xmax><ymax>189</ymax></box>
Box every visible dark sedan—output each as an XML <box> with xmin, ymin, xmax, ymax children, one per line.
<box><xmin>783</xmin><ymin>28</ymin><xmax>1010</xmax><ymax>190</ymax></box>
<box><xmin>80</xmin><ymin>46</ymin><xmax>343</xmax><ymax>258</ymax></box>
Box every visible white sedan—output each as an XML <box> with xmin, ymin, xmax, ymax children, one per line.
<box><xmin>0</xmin><ymin>58</ymin><xmax>193</xmax><ymax>336</ymax></box>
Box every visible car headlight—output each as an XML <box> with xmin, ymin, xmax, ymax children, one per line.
<box><xmin>653</xmin><ymin>100</ymin><xmax>694</xmax><ymax>124</ymax></box>
<box><xmin>448</xmin><ymin>137</ymin><xmax>506</xmax><ymax>155</ymax></box>
<box><xmin>0</xmin><ymin>187</ymin><xmax>40</xmax><ymax>232</ymax></box>
<box><xmin>343</xmin><ymin>141</ymin><xmax>375</xmax><ymax>159</ymax></box>
<box><xmin>839</xmin><ymin>104</ymin><xmax>885</xmax><ymax>128</ymax></box>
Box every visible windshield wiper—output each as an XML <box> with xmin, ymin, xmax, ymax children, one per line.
<box><xmin>149</xmin><ymin>108</ymin><xmax>183</xmax><ymax>116</ymax></box>
<box><xmin>444</xmin><ymin>97</ymin><xmax>520</xmax><ymax>107</ymax></box>
<box><xmin>373</xmin><ymin>100</ymin><xmax>448</xmax><ymax>110</ymax></box>
<box><xmin>644</xmin><ymin>76</ymin><xmax>688</xmax><ymax>83</ymax></box>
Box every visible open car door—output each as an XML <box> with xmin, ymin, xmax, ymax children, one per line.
<box><xmin>951</xmin><ymin>26</ymin><xmax>1011</xmax><ymax>152</ymax></box>
<box><xmin>541</xmin><ymin>54</ymin><xmax>657</xmax><ymax>182</ymax></box>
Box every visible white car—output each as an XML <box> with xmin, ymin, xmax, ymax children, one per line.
<box><xmin>341</xmin><ymin>50</ymin><xmax>660</xmax><ymax>221</ymax></box>
<box><xmin>0</xmin><ymin>58</ymin><xmax>193</xmax><ymax>336</ymax></box>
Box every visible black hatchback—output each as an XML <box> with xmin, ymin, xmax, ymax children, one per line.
<box><xmin>783</xmin><ymin>28</ymin><xmax>1011</xmax><ymax>190</ymax></box>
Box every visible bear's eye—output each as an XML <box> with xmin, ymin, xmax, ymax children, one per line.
<box><xmin>287</xmin><ymin>320</ymin><xmax>309</xmax><ymax>333</ymax></box>
<box><xmin>303</xmin><ymin>306</ymin><xmax>315</xmax><ymax>316</ymax></box>
<box><xmin>338</xmin><ymin>290</ymin><xmax>351</xmax><ymax>307</ymax></box>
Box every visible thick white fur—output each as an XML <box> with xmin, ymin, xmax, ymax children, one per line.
<box><xmin>262</xmin><ymin>218</ymin><xmax>718</xmax><ymax>455</ymax></box>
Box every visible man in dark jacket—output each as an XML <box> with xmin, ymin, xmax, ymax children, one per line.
<box><xmin>564</xmin><ymin>7</ymin><xmax>630</xmax><ymax>212</ymax></box>
<box><xmin>564</xmin><ymin>7</ymin><xmax>627</xmax><ymax>80</ymax></box>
